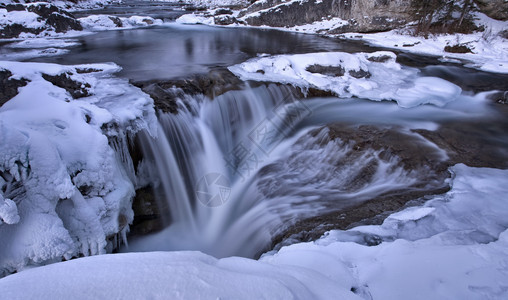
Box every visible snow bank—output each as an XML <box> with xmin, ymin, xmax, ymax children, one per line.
<box><xmin>229</xmin><ymin>51</ymin><xmax>463</xmax><ymax>108</ymax></box>
<box><xmin>0</xmin><ymin>60</ymin><xmax>157</xmax><ymax>276</ymax></box>
<box><xmin>79</xmin><ymin>15</ymin><xmax>163</xmax><ymax>31</ymax></box>
<box><xmin>1</xmin><ymin>164</ymin><xmax>507</xmax><ymax>299</ymax></box>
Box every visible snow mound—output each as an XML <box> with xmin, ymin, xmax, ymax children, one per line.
<box><xmin>0</xmin><ymin>60</ymin><xmax>157</xmax><ymax>277</ymax></box>
<box><xmin>79</xmin><ymin>15</ymin><xmax>163</xmax><ymax>31</ymax></box>
<box><xmin>1</xmin><ymin>164</ymin><xmax>507</xmax><ymax>299</ymax></box>
<box><xmin>229</xmin><ymin>51</ymin><xmax>462</xmax><ymax>108</ymax></box>
<box><xmin>175</xmin><ymin>13</ymin><xmax>215</xmax><ymax>25</ymax></box>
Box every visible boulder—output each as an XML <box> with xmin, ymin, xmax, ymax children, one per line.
<box><xmin>0</xmin><ymin>3</ymin><xmax>82</xmax><ymax>38</ymax></box>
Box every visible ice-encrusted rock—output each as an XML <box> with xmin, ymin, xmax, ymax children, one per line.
<box><xmin>0</xmin><ymin>61</ymin><xmax>157</xmax><ymax>277</ymax></box>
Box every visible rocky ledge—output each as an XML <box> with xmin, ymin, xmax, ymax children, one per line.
<box><xmin>0</xmin><ymin>2</ymin><xmax>82</xmax><ymax>38</ymax></box>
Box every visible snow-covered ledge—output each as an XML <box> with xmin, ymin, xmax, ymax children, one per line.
<box><xmin>0</xmin><ymin>61</ymin><xmax>157</xmax><ymax>276</ymax></box>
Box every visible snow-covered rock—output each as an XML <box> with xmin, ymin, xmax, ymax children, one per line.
<box><xmin>0</xmin><ymin>3</ymin><xmax>82</xmax><ymax>38</ymax></box>
<box><xmin>79</xmin><ymin>14</ymin><xmax>162</xmax><ymax>31</ymax></box>
<box><xmin>229</xmin><ymin>51</ymin><xmax>463</xmax><ymax>108</ymax></box>
<box><xmin>0</xmin><ymin>60</ymin><xmax>157</xmax><ymax>276</ymax></box>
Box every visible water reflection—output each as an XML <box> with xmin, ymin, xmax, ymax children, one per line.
<box><xmin>25</xmin><ymin>24</ymin><xmax>378</xmax><ymax>81</ymax></box>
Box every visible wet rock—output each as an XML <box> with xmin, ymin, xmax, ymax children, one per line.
<box><xmin>414</xmin><ymin>122</ymin><xmax>508</xmax><ymax>169</ymax></box>
<box><xmin>42</xmin><ymin>72</ymin><xmax>90</xmax><ymax>99</ymax></box>
<box><xmin>265</xmin><ymin>124</ymin><xmax>453</xmax><ymax>250</ymax></box>
<box><xmin>132</xmin><ymin>68</ymin><xmax>245</xmax><ymax>114</ymax></box>
<box><xmin>0</xmin><ymin>23</ymin><xmax>44</xmax><ymax>39</ymax></box>
<box><xmin>129</xmin><ymin>187</ymin><xmax>164</xmax><ymax>237</ymax></box>
<box><xmin>0</xmin><ymin>69</ymin><xmax>29</xmax><ymax>107</ymax></box>
<box><xmin>306</xmin><ymin>65</ymin><xmax>345</xmax><ymax>77</ymax></box>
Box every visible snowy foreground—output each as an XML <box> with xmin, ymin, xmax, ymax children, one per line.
<box><xmin>1</xmin><ymin>164</ymin><xmax>507</xmax><ymax>299</ymax></box>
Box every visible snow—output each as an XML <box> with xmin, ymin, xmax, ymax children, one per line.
<box><xmin>0</xmin><ymin>60</ymin><xmax>157</xmax><ymax>276</ymax></box>
<box><xmin>1</xmin><ymin>164</ymin><xmax>507</xmax><ymax>299</ymax></box>
<box><xmin>0</xmin><ymin>9</ymin><xmax>45</xmax><ymax>30</ymax></box>
<box><xmin>229</xmin><ymin>51</ymin><xmax>463</xmax><ymax>108</ymax></box>
<box><xmin>79</xmin><ymin>15</ymin><xmax>163</xmax><ymax>31</ymax></box>
<box><xmin>175</xmin><ymin>13</ymin><xmax>215</xmax><ymax>25</ymax></box>
<box><xmin>341</xmin><ymin>12</ymin><xmax>508</xmax><ymax>74</ymax></box>
<box><xmin>285</xmin><ymin>17</ymin><xmax>349</xmax><ymax>33</ymax></box>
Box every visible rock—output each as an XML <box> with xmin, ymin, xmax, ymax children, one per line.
<box><xmin>306</xmin><ymin>65</ymin><xmax>345</xmax><ymax>77</ymax></box>
<box><xmin>0</xmin><ymin>69</ymin><xmax>29</xmax><ymax>107</ymax></box>
<box><xmin>0</xmin><ymin>24</ymin><xmax>44</xmax><ymax>38</ymax></box>
<box><xmin>240</xmin><ymin>0</ymin><xmax>416</xmax><ymax>33</ymax></box>
<box><xmin>214</xmin><ymin>8</ymin><xmax>233</xmax><ymax>15</ymax></box>
<box><xmin>45</xmin><ymin>12</ymin><xmax>83</xmax><ymax>32</ymax></box>
<box><xmin>0</xmin><ymin>3</ymin><xmax>82</xmax><ymax>38</ymax></box>
<box><xmin>108</xmin><ymin>16</ymin><xmax>123</xmax><ymax>27</ymax></box>
<box><xmin>214</xmin><ymin>15</ymin><xmax>244</xmax><ymax>25</ymax></box>
<box><xmin>42</xmin><ymin>72</ymin><xmax>91</xmax><ymax>99</ymax></box>
<box><xmin>444</xmin><ymin>44</ymin><xmax>472</xmax><ymax>53</ymax></box>
<box><xmin>132</xmin><ymin>68</ymin><xmax>245</xmax><ymax>114</ymax></box>
<box><xmin>129</xmin><ymin>187</ymin><xmax>164</xmax><ymax>237</ymax></box>
<box><xmin>265</xmin><ymin>124</ymin><xmax>452</xmax><ymax>251</ymax></box>
<box><xmin>474</xmin><ymin>0</ymin><xmax>508</xmax><ymax>20</ymax></box>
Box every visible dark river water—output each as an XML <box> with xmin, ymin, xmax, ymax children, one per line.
<box><xmin>24</xmin><ymin>24</ymin><xmax>379</xmax><ymax>81</ymax></box>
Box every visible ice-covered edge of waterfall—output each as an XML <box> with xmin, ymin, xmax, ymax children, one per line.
<box><xmin>0</xmin><ymin>60</ymin><xmax>157</xmax><ymax>276</ymax></box>
<box><xmin>1</xmin><ymin>164</ymin><xmax>507</xmax><ymax>299</ymax></box>
<box><xmin>228</xmin><ymin>51</ymin><xmax>464</xmax><ymax>108</ymax></box>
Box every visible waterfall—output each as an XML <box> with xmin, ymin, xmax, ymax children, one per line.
<box><xmin>125</xmin><ymin>84</ymin><xmax>455</xmax><ymax>258</ymax></box>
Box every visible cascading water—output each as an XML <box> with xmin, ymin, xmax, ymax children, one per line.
<box><xmin>125</xmin><ymin>84</ymin><xmax>475</xmax><ymax>258</ymax></box>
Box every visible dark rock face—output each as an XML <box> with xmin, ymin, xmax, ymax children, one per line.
<box><xmin>474</xmin><ymin>0</ymin><xmax>508</xmax><ymax>20</ymax></box>
<box><xmin>0</xmin><ymin>23</ymin><xmax>44</xmax><ymax>38</ymax></box>
<box><xmin>0</xmin><ymin>3</ymin><xmax>82</xmax><ymax>38</ymax></box>
<box><xmin>240</xmin><ymin>0</ymin><xmax>416</xmax><ymax>33</ymax></box>
<box><xmin>42</xmin><ymin>72</ymin><xmax>91</xmax><ymax>99</ymax></box>
<box><xmin>0</xmin><ymin>69</ymin><xmax>29</xmax><ymax>107</ymax></box>
<box><xmin>129</xmin><ymin>187</ymin><xmax>164</xmax><ymax>237</ymax></box>
<box><xmin>132</xmin><ymin>69</ymin><xmax>244</xmax><ymax>114</ymax></box>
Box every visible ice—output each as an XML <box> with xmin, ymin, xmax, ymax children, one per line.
<box><xmin>388</xmin><ymin>207</ymin><xmax>435</xmax><ymax>221</ymax></box>
<box><xmin>0</xmin><ymin>60</ymin><xmax>157</xmax><ymax>276</ymax></box>
<box><xmin>229</xmin><ymin>51</ymin><xmax>463</xmax><ymax>108</ymax></box>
